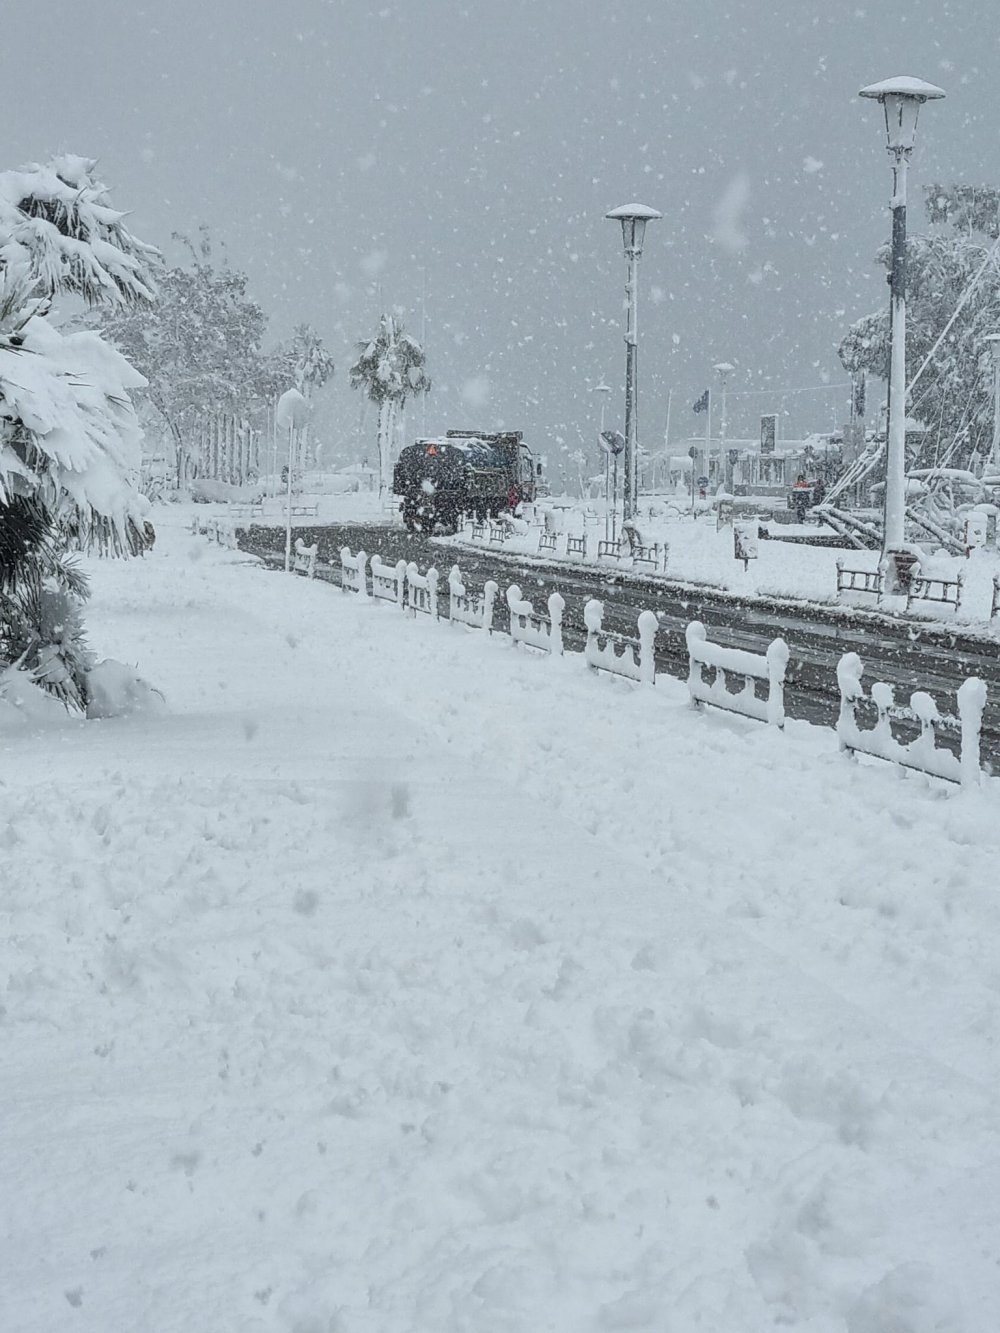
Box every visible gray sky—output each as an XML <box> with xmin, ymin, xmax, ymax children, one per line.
<box><xmin>11</xmin><ymin>1</ymin><xmax>1000</xmax><ymax>471</ymax></box>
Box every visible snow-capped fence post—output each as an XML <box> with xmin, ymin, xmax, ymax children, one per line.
<box><xmin>836</xmin><ymin>651</ymin><xmax>985</xmax><ymax>787</ymax></box>
<box><xmin>370</xmin><ymin>555</ymin><xmax>407</xmax><ymax>607</ymax></box>
<box><xmin>584</xmin><ymin>600</ymin><xmax>657</xmax><ymax>685</ymax></box>
<box><xmin>685</xmin><ymin>620</ymin><xmax>788</xmax><ymax>727</ymax></box>
<box><xmin>448</xmin><ymin>565</ymin><xmax>498</xmax><ymax>632</ymax></box>
<box><xmin>506</xmin><ymin>584</ymin><xmax>564</xmax><ymax>655</ymax></box>
<box><xmin>292</xmin><ymin>537</ymin><xmax>318</xmax><ymax>578</ymax></box>
<box><xmin>340</xmin><ymin>547</ymin><xmax>368</xmax><ymax>597</ymax></box>
<box><xmin>406</xmin><ymin>563</ymin><xmax>439</xmax><ymax>618</ymax></box>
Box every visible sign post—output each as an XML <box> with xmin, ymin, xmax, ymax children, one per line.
<box><xmin>734</xmin><ymin>519</ymin><xmax>759</xmax><ymax>571</ymax></box>
<box><xmin>600</xmin><ymin>429</ymin><xmax>626</xmax><ymax>543</ymax></box>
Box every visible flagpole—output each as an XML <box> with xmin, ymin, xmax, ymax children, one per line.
<box><xmin>706</xmin><ymin>389</ymin><xmax>712</xmax><ymax>487</ymax></box>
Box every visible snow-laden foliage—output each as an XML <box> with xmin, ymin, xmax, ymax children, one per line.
<box><xmin>0</xmin><ymin>153</ymin><xmax>157</xmax><ymax>309</ymax></box>
<box><xmin>271</xmin><ymin>323</ymin><xmax>335</xmax><ymax>396</ymax></box>
<box><xmin>350</xmin><ymin>314</ymin><xmax>430</xmax><ymax>494</ymax></box>
<box><xmin>0</xmin><ymin>155</ymin><xmax>158</xmax><ymax>709</ymax></box>
<box><xmin>100</xmin><ymin>229</ymin><xmax>281</xmax><ymax>484</ymax></box>
<box><xmin>839</xmin><ymin>184</ymin><xmax>1000</xmax><ymax>469</ymax></box>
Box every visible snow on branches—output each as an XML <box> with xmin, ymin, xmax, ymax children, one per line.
<box><xmin>0</xmin><ymin>157</ymin><xmax>158</xmax><ymax>537</ymax></box>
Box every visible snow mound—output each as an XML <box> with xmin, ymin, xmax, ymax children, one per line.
<box><xmin>0</xmin><ymin>665</ymin><xmax>67</xmax><ymax>728</ymax></box>
<box><xmin>84</xmin><ymin>658</ymin><xmax>165</xmax><ymax>719</ymax></box>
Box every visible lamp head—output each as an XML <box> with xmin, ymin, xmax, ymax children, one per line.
<box><xmin>606</xmin><ymin>203</ymin><xmax>662</xmax><ymax>257</ymax></box>
<box><xmin>859</xmin><ymin>76</ymin><xmax>945</xmax><ymax>156</ymax></box>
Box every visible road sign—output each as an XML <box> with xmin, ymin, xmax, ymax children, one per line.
<box><xmin>600</xmin><ymin>429</ymin><xmax>626</xmax><ymax>456</ymax></box>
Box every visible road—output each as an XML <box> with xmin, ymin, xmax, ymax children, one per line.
<box><xmin>237</xmin><ymin>520</ymin><xmax>1000</xmax><ymax>768</ymax></box>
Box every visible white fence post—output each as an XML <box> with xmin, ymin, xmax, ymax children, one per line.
<box><xmin>293</xmin><ymin>537</ymin><xmax>318</xmax><ymax>578</ymax></box>
<box><xmin>548</xmin><ymin>592</ymin><xmax>564</xmax><ymax>655</ymax></box>
<box><xmin>584</xmin><ymin>600</ymin><xmax>657</xmax><ymax>685</ymax></box>
<box><xmin>506</xmin><ymin>584</ymin><xmax>563</xmax><ymax>655</ymax></box>
<box><xmin>448</xmin><ymin>565</ymin><xmax>498</xmax><ymax>631</ymax></box>
<box><xmin>339</xmin><ymin>547</ymin><xmax>369</xmax><ymax>597</ymax></box>
<box><xmin>405</xmin><ymin>563</ymin><xmax>439</xmax><ymax>618</ymax></box>
<box><xmin>959</xmin><ymin>676</ymin><xmax>988</xmax><ymax>788</ymax></box>
<box><xmin>685</xmin><ymin>620</ymin><xmax>788</xmax><ymax>727</ymax></box>
<box><xmin>370</xmin><ymin>555</ymin><xmax>407</xmax><ymax>607</ymax></box>
<box><xmin>836</xmin><ymin>651</ymin><xmax>985</xmax><ymax>786</ymax></box>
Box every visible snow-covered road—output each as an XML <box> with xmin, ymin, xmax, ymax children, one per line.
<box><xmin>3</xmin><ymin>512</ymin><xmax>999</xmax><ymax>1331</ymax></box>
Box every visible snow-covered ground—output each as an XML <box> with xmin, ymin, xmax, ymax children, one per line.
<box><xmin>5</xmin><ymin>509</ymin><xmax>1000</xmax><ymax>1331</ymax></box>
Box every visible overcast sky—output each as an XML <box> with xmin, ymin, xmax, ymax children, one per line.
<box><xmin>11</xmin><ymin>1</ymin><xmax>1000</xmax><ymax>469</ymax></box>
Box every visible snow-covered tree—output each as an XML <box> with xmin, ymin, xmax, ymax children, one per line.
<box><xmin>0</xmin><ymin>155</ymin><xmax>158</xmax><ymax>709</ymax></box>
<box><xmin>269</xmin><ymin>323</ymin><xmax>335</xmax><ymax>469</ymax></box>
<box><xmin>271</xmin><ymin>323</ymin><xmax>335</xmax><ymax>397</ymax></box>
<box><xmin>101</xmin><ymin>228</ymin><xmax>277</xmax><ymax>484</ymax></box>
<box><xmin>839</xmin><ymin>183</ymin><xmax>1000</xmax><ymax>469</ymax></box>
<box><xmin>349</xmin><ymin>314</ymin><xmax>430</xmax><ymax>495</ymax></box>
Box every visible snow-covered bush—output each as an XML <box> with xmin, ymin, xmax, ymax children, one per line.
<box><xmin>84</xmin><ymin>659</ymin><xmax>165</xmax><ymax>720</ymax></box>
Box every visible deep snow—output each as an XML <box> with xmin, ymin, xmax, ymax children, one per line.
<box><xmin>3</xmin><ymin>510</ymin><xmax>1000</xmax><ymax>1331</ymax></box>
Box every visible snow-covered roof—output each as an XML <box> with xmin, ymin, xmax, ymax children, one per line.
<box><xmin>859</xmin><ymin>77</ymin><xmax>945</xmax><ymax>102</ymax></box>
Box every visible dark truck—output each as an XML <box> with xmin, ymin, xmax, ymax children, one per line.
<box><xmin>392</xmin><ymin>430</ymin><xmax>539</xmax><ymax>533</ymax></box>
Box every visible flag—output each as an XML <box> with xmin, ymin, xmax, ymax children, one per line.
<box><xmin>692</xmin><ymin>389</ymin><xmax>709</xmax><ymax>414</ymax></box>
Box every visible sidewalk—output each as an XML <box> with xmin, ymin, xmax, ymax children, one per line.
<box><xmin>2</xmin><ymin>511</ymin><xmax>999</xmax><ymax>1331</ymax></box>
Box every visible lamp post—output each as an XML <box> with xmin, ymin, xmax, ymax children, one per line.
<box><xmin>606</xmin><ymin>203</ymin><xmax>661</xmax><ymax>523</ymax></box>
<box><xmin>859</xmin><ymin>75</ymin><xmax>945</xmax><ymax>593</ymax></box>
<box><xmin>983</xmin><ymin>334</ymin><xmax>1000</xmax><ymax>474</ymax></box>
<box><xmin>714</xmin><ymin>361</ymin><xmax>734</xmax><ymax>491</ymax></box>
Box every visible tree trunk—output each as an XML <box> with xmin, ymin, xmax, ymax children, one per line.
<box><xmin>377</xmin><ymin>398</ymin><xmax>397</xmax><ymax>498</ymax></box>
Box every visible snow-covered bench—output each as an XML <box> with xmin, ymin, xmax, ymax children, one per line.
<box><xmin>340</xmin><ymin>547</ymin><xmax>368</xmax><ymax>597</ymax></box>
<box><xmin>992</xmin><ymin>573</ymin><xmax>1000</xmax><ymax>619</ymax></box>
<box><xmin>506</xmin><ymin>584</ymin><xmax>564</xmax><ymax>655</ymax></box>
<box><xmin>405</xmin><ymin>563</ymin><xmax>439</xmax><ymax>618</ymax></box>
<box><xmin>584</xmin><ymin>600</ymin><xmax>657</xmax><ymax>685</ymax></box>
<box><xmin>287</xmin><ymin>503</ymin><xmax>318</xmax><ymax>519</ymax></box>
<box><xmin>685</xmin><ymin>620</ymin><xmax>789</xmax><ymax>727</ymax></box>
<box><xmin>448</xmin><ymin>565</ymin><xmax>498</xmax><ymax>632</ymax></box>
<box><xmin>537</xmin><ymin>530</ymin><xmax>558</xmax><ymax>555</ymax></box>
<box><xmin>470</xmin><ymin>521</ymin><xmax>487</xmax><ymax>542</ymax></box>
<box><xmin>292</xmin><ymin>537</ymin><xmax>318</xmax><ymax>578</ymax></box>
<box><xmin>565</xmin><ymin>534</ymin><xmax>587</xmax><ymax>561</ymax></box>
<box><xmin>488</xmin><ymin>523</ymin><xmax>509</xmax><ymax>545</ymax></box>
<box><xmin>597</xmin><ymin>539</ymin><xmax>622</xmax><ymax>562</ymax></box>
<box><xmin>230</xmin><ymin>503</ymin><xmax>263</xmax><ymax>522</ymax></box>
<box><xmin>370</xmin><ymin>555</ymin><xmax>407</xmax><ymax>606</ymax></box>
<box><xmin>837</xmin><ymin>652</ymin><xmax>985</xmax><ymax>787</ymax></box>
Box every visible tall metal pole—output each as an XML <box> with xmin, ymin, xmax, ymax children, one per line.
<box><xmin>607</xmin><ymin>205</ymin><xmax>660</xmax><ymax>524</ymax></box>
<box><xmin>623</xmin><ymin>246</ymin><xmax>638</xmax><ymax>521</ymax></box>
<box><xmin>884</xmin><ymin>149</ymin><xmax>908</xmax><ymax>555</ymax></box>
<box><xmin>860</xmin><ymin>77</ymin><xmax>944</xmax><ymax>590</ymax></box>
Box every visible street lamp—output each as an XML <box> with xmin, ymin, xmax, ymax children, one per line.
<box><xmin>606</xmin><ymin>203</ymin><xmax>662</xmax><ymax>522</ymax></box>
<box><xmin>983</xmin><ymin>334</ymin><xmax>1000</xmax><ymax>474</ymax></box>
<box><xmin>859</xmin><ymin>75</ymin><xmax>945</xmax><ymax>594</ymax></box>
<box><xmin>714</xmin><ymin>361</ymin><xmax>735</xmax><ymax>490</ymax></box>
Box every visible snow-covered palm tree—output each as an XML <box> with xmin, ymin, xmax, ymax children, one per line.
<box><xmin>349</xmin><ymin>314</ymin><xmax>430</xmax><ymax>495</ymax></box>
<box><xmin>0</xmin><ymin>155</ymin><xmax>159</xmax><ymax>708</ymax></box>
